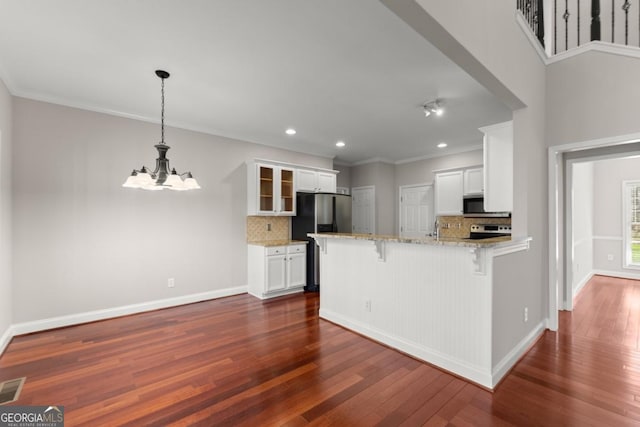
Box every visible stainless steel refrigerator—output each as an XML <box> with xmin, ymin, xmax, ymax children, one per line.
<box><xmin>291</xmin><ymin>193</ymin><xmax>352</xmax><ymax>292</ymax></box>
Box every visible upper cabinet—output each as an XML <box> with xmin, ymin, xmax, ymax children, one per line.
<box><xmin>463</xmin><ymin>167</ymin><xmax>484</xmax><ymax>195</ymax></box>
<box><xmin>435</xmin><ymin>170</ymin><xmax>463</xmax><ymax>216</ymax></box>
<box><xmin>480</xmin><ymin>121</ymin><xmax>513</xmax><ymax>212</ymax></box>
<box><xmin>296</xmin><ymin>169</ymin><xmax>337</xmax><ymax>193</ymax></box>
<box><xmin>248</xmin><ymin>162</ymin><xmax>295</xmax><ymax>216</ymax></box>
<box><xmin>247</xmin><ymin>159</ymin><xmax>339</xmax><ymax>216</ymax></box>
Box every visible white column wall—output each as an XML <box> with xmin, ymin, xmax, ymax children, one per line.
<box><xmin>570</xmin><ymin>162</ymin><xmax>594</xmax><ymax>296</ymax></box>
<box><xmin>382</xmin><ymin>0</ymin><xmax>547</xmax><ymax>370</ymax></box>
<box><xmin>0</xmin><ymin>77</ymin><xmax>12</xmax><ymax>353</ymax></box>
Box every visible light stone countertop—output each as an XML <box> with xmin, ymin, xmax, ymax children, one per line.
<box><xmin>247</xmin><ymin>239</ymin><xmax>309</xmax><ymax>247</ymax></box>
<box><xmin>307</xmin><ymin>232</ymin><xmax>530</xmax><ymax>249</ymax></box>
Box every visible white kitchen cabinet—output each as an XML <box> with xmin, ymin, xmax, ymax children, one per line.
<box><xmin>435</xmin><ymin>170</ymin><xmax>463</xmax><ymax>216</ymax></box>
<box><xmin>247</xmin><ymin>162</ymin><xmax>295</xmax><ymax>216</ymax></box>
<box><xmin>296</xmin><ymin>169</ymin><xmax>337</xmax><ymax>193</ymax></box>
<box><xmin>265</xmin><ymin>251</ymin><xmax>287</xmax><ymax>293</ymax></box>
<box><xmin>463</xmin><ymin>167</ymin><xmax>484</xmax><ymax>195</ymax></box>
<box><xmin>317</xmin><ymin>172</ymin><xmax>337</xmax><ymax>192</ymax></box>
<box><xmin>287</xmin><ymin>250</ymin><xmax>306</xmax><ymax>288</ymax></box>
<box><xmin>248</xmin><ymin>243</ymin><xmax>307</xmax><ymax>299</ymax></box>
<box><xmin>480</xmin><ymin>121</ymin><xmax>513</xmax><ymax>212</ymax></box>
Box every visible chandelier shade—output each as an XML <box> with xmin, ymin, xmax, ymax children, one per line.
<box><xmin>123</xmin><ymin>70</ymin><xmax>200</xmax><ymax>191</ymax></box>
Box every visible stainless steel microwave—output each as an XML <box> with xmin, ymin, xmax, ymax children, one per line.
<box><xmin>463</xmin><ymin>196</ymin><xmax>511</xmax><ymax>218</ymax></box>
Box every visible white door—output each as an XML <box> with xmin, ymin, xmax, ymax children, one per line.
<box><xmin>400</xmin><ymin>184</ymin><xmax>433</xmax><ymax>238</ymax></box>
<box><xmin>435</xmin><ymin>171</ymin><xmax>463</xmax><ymax>215</ymax></box>
<box><xmin>296</xmin><ymin>169</ymin><xmax>317</xmax><ymax>192</ymax></box>
<box><xmin>287</xmin><ymin>252</ymin><xmax>306</xmax><ymax>288</ymax></box>
<box><xmin>463</xmin><ymin>168</ymin><xmax>484</xmax><ymax>195</ymax></box>
<box><xmin>351</xmin><ymin>186</ymin><xmax>375</xmax><ymax>234</ymax></box>
<box><xmin>266</xmin><ymin>254</ymin><xmax>287</xmax><ymax>292</ymax></box>
<box><xmin>317</xmin><ymin>172</ymin><xmax>337</xmax><ymax>192</ymax></box>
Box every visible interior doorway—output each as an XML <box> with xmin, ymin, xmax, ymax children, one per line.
<box><xmin>351</xmin><ymin>186</ymin><xmax>375</xmax><ymax>234</ymax></box>
<box><xmin>548</xmin><ymin>135</ymin><xmax>640</xmax><ymax>330</ymax></box>
<box><xmin>399</xmin><ymin>184</ymin><xmax>433</xmax><ymax>238</ymax></box>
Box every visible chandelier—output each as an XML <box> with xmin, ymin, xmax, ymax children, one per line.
<box><xmin>123</xmin><ymin>70</ymin><xmax>200</xmax><ymax>191</ymax></box>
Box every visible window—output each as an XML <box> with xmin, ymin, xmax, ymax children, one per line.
<box><xmin>624</xmin><ymin>181</ymin><xmax>640</xmax><ymax>268</ymax></box>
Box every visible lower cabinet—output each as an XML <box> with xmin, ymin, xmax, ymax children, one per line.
<box><xmin>248</xmin><ymin>243</ymin><xmax>307</xmax><ymax>299</ymax></box>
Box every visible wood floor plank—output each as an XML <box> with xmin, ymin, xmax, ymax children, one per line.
<box><xmin>2</xmin><ymin>276</ymin><xmax>640</xmax><ymax>425</ymax></box>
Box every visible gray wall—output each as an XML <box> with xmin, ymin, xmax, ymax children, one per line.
<box><xmin>334</xmin><ymin>164</ymin><xmax>351</xmax><ymax>190</ymax></box>
<box><xmin>593</xmin><ymin>156</ymin><xmax>640</xmax><ymax>274</ymax></box>
<box><xmin>11</xmin><ymin>97</ymin><xmax>331</xmax><ymax>323</ymax></box>
<box><xmin>396</xmin><ymin>149</ymin><xmax>483</xmax><ymax>188</ymax></box>
<box><xmin>346</xmin><ymin>150</ymin><xmax>483</xmax><ymax>236</ymax></box>
<box><xmin>571</xmin><ymin>162</ymin><xmax>594</xmax><ymax>294</ymax></box>
<box><xmin>350</xmin><ymin>161</ymin><xmax>395</xmax><ymax>234</ymax></box>
<box><xmin>0</xmin><ymin>78</ymin><xmax>12</xmax><ymax>343</ymax></box>
<box><xmin>547</xmin><ymin>51</ymin><xmax>640</xmax><ymax>146</ymax></box>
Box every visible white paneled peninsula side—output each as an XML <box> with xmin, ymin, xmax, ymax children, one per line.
<box><xmin>309</xmin><ymin>232</ymin><xmax>532</xmax><ymax>390</ymax></box>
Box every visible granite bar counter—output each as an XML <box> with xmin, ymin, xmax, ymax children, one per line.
<box><xmin>247</xmin><ymin>239</ymin><xmax>308</xmax><ymax>247</ymax></box>
<box><xmin>307</xmin><ymin>232</ymin><xmax>532</xmax><ymax>389</ymax></box>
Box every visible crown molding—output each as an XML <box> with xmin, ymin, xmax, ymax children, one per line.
<box><xmin>350</xmin><ymin>157</ymin><xmax>396</xmax><ymax>166</ymax></box>
<box><xmin>394</xmin><ymin>144</ymin><xmax>483</xmax><ymax>165</ymax></box>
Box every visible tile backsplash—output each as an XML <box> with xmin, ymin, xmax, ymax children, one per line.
<box><xmin>437</xmin><ymin>216</ymin><xmax>511</xmax><ymax>238</ymax></box>
<box><xmin>246</xmin><ymin>216</ymin><xmax>290</xmax><ymax>242</ymax></box>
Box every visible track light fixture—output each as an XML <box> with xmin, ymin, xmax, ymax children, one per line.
<box><xmin>423</xmin><ymin>100</ymin><xmax>444</xmax><ymax>117</ymax></box>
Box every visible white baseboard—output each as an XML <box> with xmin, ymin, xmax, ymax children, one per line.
<box><xmin>573</xmin><ymin>272</ymin><xmax>594</xmax><ymax>300</ymax></box>
<box><xmin>10</xmin><ymin>286</ymin><xmax>247</xmax><ymax>336</ymax></box>
<box><xmin>593</xmin><ymin>270</ymin><xmax>640</xmax><ymax>281</ymax></box>
<box><xmin>319</xmin><ymin>308</ymin><xmax>493</xmax><ymax>389</ymax></box>
<box><xmin>491</xmin><ymin>321</ymin><xmax>545</xmax><ymax>388</ymax></box>
<box><xmin>0</xmin><ymin>324</ymin><xmax>15</xmax><ymax>357</ymax></box>
<box><xmin>247</xmin><ymin>286</ymin><xmax>304</xmax><ymax>300</ymax></box>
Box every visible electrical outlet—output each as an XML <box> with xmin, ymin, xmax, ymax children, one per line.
<box><xmin>168</xmin><ymin>278</ymin><xmax>175</xmax><ymax>288</ymax></box>
<box><xmin>524</xmin><ymin>307</ymin><xmax>528</xmax><ymax>322</ymax></box>
<box><xmin>267</xmin><ymin>223</ymin><xmax>272</xmax><ymax>231</ymax></box>
<box><xmin>607</xmin><ymin>254</ymin><xmax>614</xmax><ymax>261</ymax></box>
<box><xmin>364</xmin><ymin>299</ymin><xmax>371</xmax><ymax>312</ymax></box>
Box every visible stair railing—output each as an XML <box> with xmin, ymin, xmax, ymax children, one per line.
<box><xmin>517</xmin><ymin>0</ymin><xmax>639</xmax><ymax>55</ymax></box>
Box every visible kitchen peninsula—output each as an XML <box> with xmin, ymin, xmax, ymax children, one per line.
<box><xmin>309</xmin><ymin>232</ymin><xmax>532</xmax><ymax>389</ymax></box>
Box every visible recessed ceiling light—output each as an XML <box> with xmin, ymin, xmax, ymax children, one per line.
<box><xmin>285</xmin><ymin>128</ymin><xmax>296</xmax><ymax>135</ymax></box>
<box><xmin>437</xmin><ymin>142</ymin><xmax>448</xmax><ymax>148</ymax></box>
<box><xmin>336</xmin><ymin>141</ymin><xmax>346</xmax><ymax>148</ymax></box>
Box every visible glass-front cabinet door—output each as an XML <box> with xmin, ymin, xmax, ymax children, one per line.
<box><xmin>251</xmin><ymin>163</ymin><xmax>296</xmax><ymax>216</ymax></box>
<box><xmin>259</xmin><ymin>165</ymin><xmax>274</xmax><ymax>212</ymax></box>
<box><xmin>279</xmin><ymin>168</ymin><xmax>294</xmax><ymax>214</ymax></box>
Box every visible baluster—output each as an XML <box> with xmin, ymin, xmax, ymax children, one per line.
<box><xmin>564</xmin><ymin>0</ymin><xmax>571</xmax><ymax>50</ymax></box>
<box><xmin>555</xmin><ymin>0</ymin><xmax>558</xmax><ymax>53</ymax></box>
<box><xmin>592</xmin><ymin>0</ymin><xmax>601</xmax><ymax>40</ymax></box>
<box><xmin>536</xmin><ymin>0</ymin><xmax>545</xmax><ymax>46</ymax></box>
<box><xmin>622</xmin><ymin>0</ymin><xmax>631</xmax><ymax>44</ymax></box>
<box><xmin>612</xmin><ymin>0</ymin><xmax>615</xmax><ymax>42</ymax></box>
<box><xmin>578</xmin><ymin>0</ymin><xmax>581</xmax><ymax>46</ymax></box>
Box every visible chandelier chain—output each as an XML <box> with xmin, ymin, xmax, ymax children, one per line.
<box><xmin>161</xmin><ymin>77</ymin><xmax>165</xmax><ymax>144</ymax></box>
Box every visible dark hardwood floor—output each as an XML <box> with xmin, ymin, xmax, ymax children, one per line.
<box><xmin>2</xmin><ymin>275</ymin><xmax>640</xmax><ymax>425</ymax></box>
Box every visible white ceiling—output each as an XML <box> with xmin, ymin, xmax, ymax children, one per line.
<box><xmin>0</xmin><ymin>0</ymin><xmax>512</xmax><ymax>165</ymax></box>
